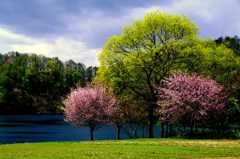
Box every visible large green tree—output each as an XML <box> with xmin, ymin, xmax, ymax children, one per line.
<box><xmin>97</xmin><ymin>11</ymin><xmax>239</xmax><ymax>138</ymax></box>
<box><xmin>97</xmin><ymin>11</ymin><xmax>201</xmax><ymax>138</ymax></box>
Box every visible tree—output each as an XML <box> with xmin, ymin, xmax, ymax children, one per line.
<box><xmin>63</xmin><ymin>84</ymin><xmax>118</xmax><ymax>140</ymax></box>
<box><xmin>215</xmin><ymin>35</ymin><xmax>240</xmax><ymax>56</ymax></box>
<box><xmin>158</xmin><ymin>72</ymin><xmax>227</xmax><ymax>136</ymax></box>
<box><xmin>113</xmin><ymin>97</ymin><xmax>148</xmax><ymax>139</ymax></box>
<box><xmin>0</xmin><ymin>52</ymin><xmax>97</xmax><ymax>115</ymax></box>
<box><xmin>86</xmin><ymin>66</ymin><xmax>98</xmax><ymax>82</ymax></box>
<box><xmin>181</xmin><ymin>39</ymin><xmax>239</xmax><ymax>86</ymax></box>
<box><xmin>214</xmin><ymin>36</ymin><xmax>240</xmax><ymax>126</ymax></box>
<box><xmin>121</xmin><ymin>104</ymin><xmax>148</xmax><ymax>139</ymax></box>
<box><xmin>97</xmin><ymin>11</ymin><xmax>200</xmax><ymax>138</ymax></box>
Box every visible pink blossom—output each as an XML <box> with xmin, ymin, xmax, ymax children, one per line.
<box><xmin>63</xmin><ymin>84</ymin><xmax>119</xmax><ymax>140</ymax></box>
<box><xmin>157</xmin><ymin>72</ymin><xmax>226</xmax><ymax>128</ymax></box>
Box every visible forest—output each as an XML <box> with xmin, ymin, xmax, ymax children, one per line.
<box><xmin>0</xmin><ymin>52</ymin><xmax>97</xmax><ymax>114</ymax></box>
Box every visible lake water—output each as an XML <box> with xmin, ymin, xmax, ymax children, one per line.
<box><xmin>0</xmin><ymin>115</ymin><xmax>160</xmax><ymax>144</ymax></box>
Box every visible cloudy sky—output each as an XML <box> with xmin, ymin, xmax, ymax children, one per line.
<box><xmin>0</xmin><ymin>0</ymin><xmax>239</xmax><ymax>66</ymax></box>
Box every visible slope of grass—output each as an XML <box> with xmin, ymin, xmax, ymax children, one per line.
<box><xmin>0</xmin><ymin>138</ymin><xmax>240</xmax><ymax>159</ymax></box>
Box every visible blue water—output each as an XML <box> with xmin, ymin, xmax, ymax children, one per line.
<box><xmin>0</xmin><ymin>115</ymin><xmax>160</xmax><ymax>144</ymax></box>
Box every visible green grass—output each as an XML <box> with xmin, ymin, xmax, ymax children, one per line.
<box><xmin>0</xmin><ymin>139</ymin><xmax>240</xmax><ymax>159</ymax></box>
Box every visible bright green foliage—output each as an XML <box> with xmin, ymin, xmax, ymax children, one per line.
<box><xmin>214</xmin><ymin>36</ymin><xmax>240</xmax><ymax>126</ymax></box>
<box><xmin>182</xmin><ymin>39</ymin><xmax>240</xmax><ymax>85</ymax></box>
<box><xmin>185</xmin><ymin>37</ymin><xmax>240</xmax><ymax>127</ymax></box>
<box><xmin>97</xmin><ymin>11</ymin><xmax>200</xmax><ymax>137</ymax></box>
<box><xmin>97</xmin><ymin>11</ymin><xmax>240</xmax><ymax>137</ymax></box>
<box><xmin>215</xmin><ymin>35</ymin><xmax>240</xmax><ymax>56</ymax></box>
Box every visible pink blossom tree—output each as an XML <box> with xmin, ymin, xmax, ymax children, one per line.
<box><xmin>63</xmin><ymin>84</ymin><xmax>119</xmax><ymax>140</ymax></box>
<box><xmin>157</xmin><ymin>72</ymin><xmax>226</xmax><ymax>136</ymax></box>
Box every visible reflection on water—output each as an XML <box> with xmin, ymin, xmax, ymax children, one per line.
<box><xmin>0</xmin><ymin>115</ymin><xmax>160</xmax><ymax>144</ymax></box>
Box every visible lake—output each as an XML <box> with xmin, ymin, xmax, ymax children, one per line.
<box><xmin>0</xmin><ymin>115</ymin><xmax>160</xmax><ymax>144</ymax></box>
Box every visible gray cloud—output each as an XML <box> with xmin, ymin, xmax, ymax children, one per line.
<box><xmin>0</xmin><ymin>0</ymin><xmax>240</xmax><ymax>66</ymax></box>
<box><xmin>0</xmin><ymin>0</ymin><xmax>167</xmax><ymax>47</ymax></box>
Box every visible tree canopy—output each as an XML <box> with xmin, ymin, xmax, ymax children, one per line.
<box><xmin>158</xmin><ymin>72</ymin><xmax>227</xmax><ymax>136</ymax></box>
<box><xmin>97</xmin><ymin>11</ymin><xmax>202</xmax><ymax>138</ymax></box>
<box><xmin>0</xmin><ymin>52</ymin><xmax>97</xmax><ymax>114</ymax></box>
<box><xmin>97</xmin><ymin>11</ymin><xmax>239</xmax><ymax>138</ymax></box>
<box><xmin>63</xmin><ymin>84</ymin><xmax>119</xmax><ymax>140</ymax></box>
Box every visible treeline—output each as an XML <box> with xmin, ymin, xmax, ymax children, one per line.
<box><xmin>215</xmin><ymin>35</ymin><xmax>240</xmax><ymax>127</ymax></box>
<box><xmin>215</xmin><ymin>35</ymin><xmax>240</xmax><ymax>56</ymax></box>
<box><xmin>0</xmin><ymin>52</ymin><xmax>97</xmax><ymax>114</ymax></box>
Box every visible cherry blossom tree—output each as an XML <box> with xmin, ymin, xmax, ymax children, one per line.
<box><xmin>157</xmin><ymin>72</ymin><xmax>227</xmax><ymax>136</ymax></box>
<box><xmin>63</xmin><ymin>84</ymin><xmax>119</xmax><ymax>140</ymax></box>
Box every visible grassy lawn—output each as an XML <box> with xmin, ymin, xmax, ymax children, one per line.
<box><xmin>0</xmin><ymin>138</ymin><xmax>240</xmax><ymax>159</ymax></box>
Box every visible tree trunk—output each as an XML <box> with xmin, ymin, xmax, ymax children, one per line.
<box><xmin>133</xmin><ymin>124</ymin><xmax>138</xmax><ymax>138</ymax></box>
<box><xmin>190</xmin><ymin>123</ymin><xmax>194</xmax><ymax>138</ymax></box>
<box><xmin>89</xmin><ymin>127</ymin><xmax>94</xmax><ymax>141</ymax></box>
<box><xmin>161</xmin><ymin>123</ymin><xmax>165</xmax><ymax>138</ymax></box>
<box><xmin>169</xmin><ymin>124</ymin><xmax>173</xmax><ymax>137</ymax></box>
<box><xmin>147</xmin><ymin>107</ymin><xmax>154</xmax><ymax>138</ymax></box>
<box><xmin>190</xmin><ymin>126</ymin><xmax>193</xmax><ymax>138</ymax></box>
<box><xmin>148</xmin><ymin>121</ymin><xmax>153</xmax><ymax>138</ymax></box>
<box><xmin>166</xmin><ymin>123</ymin><xmax>169</xmax><ymax>138</ymax></box>
<box><xmin>141</xmin><ymin>124</ymin><xmax>145</xmax><ymax>138</ymax></box>
<box><xmin>116</xmin><ymin>125</ymin><xmax>121</xmax><ymax>140</ymax></box>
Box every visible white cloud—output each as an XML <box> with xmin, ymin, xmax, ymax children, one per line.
<box><xmin>0</xmin><ymin>28</ymin><xmax>101</xmax><ymax>67</ymax></box>
<box><xmin>162</xmin><ymin>0</ymin><xmax>240</xmax><ymax>24</ymax></box>
<box><xmin>124</xmin><ymin>0</ymin><xmax>240</xmax><ymax>38</ymax></box>
<box><xmin>127</xmin><ymin>0</ymin><xmax>236</xmax><ymax>22</ymax></box>
<box><xmin>0</xmin><ymin>28</ymin><xmax>33</xmax><ymax>44</ymax></box>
